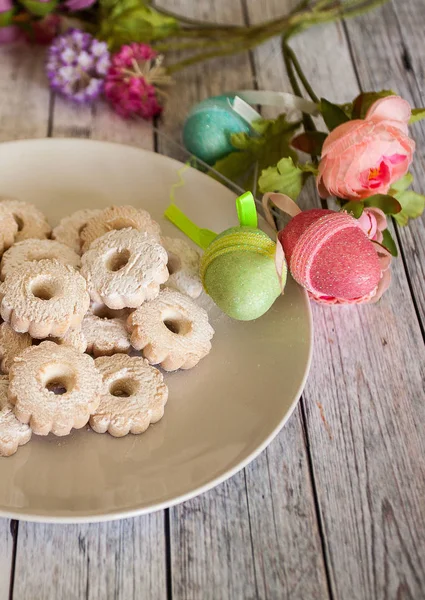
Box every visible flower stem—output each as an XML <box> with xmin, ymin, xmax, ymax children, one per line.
<box><xmin>283</xmin><ymin>43</ymin><xmax>319</xmax><ymax>103</ymax></box>
<box><xmin>165</xmin><ymin>0</ymin><xmax>390</xmax><ymax>74</ymax></box>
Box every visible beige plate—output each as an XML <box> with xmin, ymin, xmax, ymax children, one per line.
<box><xmin>0</xmin><ymin>139</ymin><xmax>312</xmax><ymax>523</ymax></box>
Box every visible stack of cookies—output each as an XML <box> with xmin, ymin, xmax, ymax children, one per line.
<box><xmin>0</xmin><ymin>201</ymin><xmax>214</xmax><ymax>457</ymax></box>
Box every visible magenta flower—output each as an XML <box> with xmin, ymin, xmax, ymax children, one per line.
<box><xmin>105</xmin><ymin>43</ymin><xmax>172</xmax><ymax>120</ymax></box>
<box><xmin>66</xmin><ymin>0</ymin><xmax>97</xmax><ymax>10</ymax></box>
<box><xmin>46</xmin><ymin>29</ymin><xmax>110</xmax><ymax>103</ymax></box>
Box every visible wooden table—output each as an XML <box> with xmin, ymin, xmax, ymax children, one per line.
<box><xmin>1</xmin><ymin>1</ymin><xmax>424</xmax><ymax>598</ymax></box>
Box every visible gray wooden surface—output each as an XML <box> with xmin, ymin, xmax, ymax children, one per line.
<box><xmin>1</xmin><ymin>1</ymin><xmax>425</xmax><ymax>598</ymax></box>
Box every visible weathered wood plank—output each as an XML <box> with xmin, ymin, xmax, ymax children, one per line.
<box><xmin>245</xmin><ymin>1</ymin><xmax>425</xmax><ymax>598</ymax></box>
<box><xmin>0</xmin><ymin>44</ymin><xmax>49</xmax><ymax>141</ymax></box>
<box><xmin>249</xmin><ymin>2</ymin><xmax>425</xmax><ymax>599</ymax></box>
<box><xmin>13</xmin><ymin>515</ymin><xmax>166</xmax><ymax>600</ymax></box>
<box><xmin>0</xmin><ymin>520</ymin><xmax>13</xmax><ymax>600</ymax></box>
<box><xmin>344</xmin><ymin>0</ymin><xmax>425</xmax><ymax>328</ymax></box>
<box><xmin>51</xmin><ymin>96</ymin><xmax>154</xmax><ymax>149</ymax></box>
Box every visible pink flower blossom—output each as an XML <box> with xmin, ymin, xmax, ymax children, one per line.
<box><xmin>317</xmin><ymin>96</ymin><xmax>415</xmax><ymax>201</ymax></box>
<box><xmin>105</xmin><ymin>43</ymin><xmax>171</xmax><ymax>120</ymax></box>
<box><xmin>357</xmin><ymin>207</ymin><xmax>387</xmax><ymax>243</ymax></box>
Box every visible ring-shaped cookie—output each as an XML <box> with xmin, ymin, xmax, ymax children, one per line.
<box><xmin>81</xmin><ymin>205</ymin><xmax>161</xmax><ymax>253</ymax></box>
<box><xmin>82</xmin><ymin>303</ymin><xmax>131</xmax><ymax>357</ymax></box>
<box><xmin>8</xmin><ymin>341</ymin><xmax>102</xmax><ymax>436</ymax></box>
<box><xmin>52</xmin><ymin>208</ymin><xmax>102</xmax><ymax>254</ymax></box>
<box><xmin>0</xmin><ymin>259</ymin><xmax>90</xmax><ymax>338</ymax></box>
<box><xmin>127</xmin><ymin>288</ymin><xmax>214</xmax><ymax>371</ymax></box>
<box><xmin>81</xmin><ymin>228</ymin><xmax>168</xmax><ymax>309</ymax></box>
<box><xmin>0</xmin><ymin>198</ymin><xmax>51</xmax><ymax>241</ymax></box>
<box><xmin>1</xmin><ymin>239</ymin><xmax>81</xmax><ymax>281</ymax></box>
<box><xmin>90</xmin><ymin>354</ymin><xmax>168</xmax><ymax>437</ymax></box>
<box><xmin>162</xmin><ymin>236</ymin><xmax>202</xmax><ymax>299</ymax></box>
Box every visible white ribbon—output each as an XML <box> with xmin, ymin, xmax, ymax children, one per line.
<box><xmin>236</xmin><ymin>90</ymin><xmax>319</xmax><ymax>116</ymax></box>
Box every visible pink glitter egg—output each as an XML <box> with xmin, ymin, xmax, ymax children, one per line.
<box><xmin>279</xmin><ymin>209</ymin><xmax>382</xmax><ymax>300</ymax></box>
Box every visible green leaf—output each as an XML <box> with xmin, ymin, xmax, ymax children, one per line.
<box><xmin>259</xmin><ymin>157</ymin><xmax>304</xmax><ymax>200</ymax></box>
<box><xmin>351</xmin><ymin>90</ymin><xmax>394</xmax><ymax>119</ymax></box>
<box><xmin>342</xmin><ymin>201</ymin><xmax>364</xmax><ymax>219</ymax></box>
<box><xmin>409</xmin><ymin>108</ymin><xmax>425</xmax><ymax>124</ymax></box>
<box><xmin>212</xmin><ymin>113</ymin><xmax>301</xmax><ymax>195</ymax></box>
<box><xmin>98</xmin><ymin>0</ymin><xmax>179</xmax><ymax>48</ymax></box>
<box><xmin>390</xmin><ymin>172</ymin><xmax>413</xmax><ymax>193</ymax></box>
<box><xmin>363</xmin><ymin>194</ymin><xmax>402</xmax><ymax>215</ymax></box>
<box><xmin>393</xmin><ymin>190</ymin><xmax>425</xmax><ymax>226</ymax></box>
<box><xmin>381</xmin><ymin>229</ymin><xmax>398</xmax><ymax>257</ymax></box>
<box><xmin>211</xmin><ymin>152</ymin><xmax>254</xmax><ymax>185</ymax></box>
<box><xmin>0</xmin><ymin>9</ymin><xmax>14</xmax><ymax>27</ymax></box>
<box><xmin>291</xmin><ymin>131</ymin><xmax>328</xmax><ymax>155</ymax></box>
<box><xmin>19</xmin><ymin>0</ymin><xmax>57</xmax><ymax>16</ymax></box>
<box><xmin>319</xmin><ymin>98</ymin><xmax>350</xmax><ymax>131</ymax></box>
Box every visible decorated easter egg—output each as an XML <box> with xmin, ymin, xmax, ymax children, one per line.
<box><xmin>183</xmin><ymin>95</ymin><xmax>252</xmax><ymax>165</ymax></box>
<box><xmin>201</xmin><ymin>226</ymin><xmax>283</xmax><ymax>321</ymax></box>
<box><xmin>279</xmin><ymin>209</ymin><xmax>381</xmax><ymax>300</ymax></box>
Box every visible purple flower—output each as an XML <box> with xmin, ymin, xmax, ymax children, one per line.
<box><xmin>46</xmin><ymin>29</ymin><xmax>110</xmax><ymax>103</ymax></box>
<box><xmin>65</xmin><ymin>0</ymin><xmax>97</xmax><ymax>10</ymax></box>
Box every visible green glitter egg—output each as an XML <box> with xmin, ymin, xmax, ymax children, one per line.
<box><xmin>183</xmin><ymin>95</ymin><xmax>252</xmax><ymax>165</ymax></box>
<box><xmin>200</xmin><ymin>227</ymin><xmax>284</xmax><ymax>321</ymax></box>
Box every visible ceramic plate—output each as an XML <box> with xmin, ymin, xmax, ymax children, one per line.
<box><xmin>0</xmin><ymin>139</ymin><xmax>312</xmax><ymax>523</ymax></box>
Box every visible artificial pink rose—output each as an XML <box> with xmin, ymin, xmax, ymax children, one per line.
<box><xmin>317</xmin><ymin>96</ymin><xmax>415</xmax><ymax>200</ymax></box>
<box><xmin>357</xmin><ymin>207</ymin><xmax>387</xmax><ymax>243</ymax></box>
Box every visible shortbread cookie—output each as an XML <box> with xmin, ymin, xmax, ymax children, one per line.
<box><xmin>52</xmin><ymin>208</ymin><xmax>102</xmax><ymax>254</ymax></box>
<box><xmin>81</xmin><ymin>205</ymin><xmax>161</xmax><ymax>253</ymax></box>
<box><xmin>0</xmin><ymin>322</ymin><xmax>87</xmax><ymax>373</ymax></box>
<box><xmin>9</xmin><ymin>341</ymin><xmax>102</xmax><ymax>436</ymax></box>
<box><xmin>82</xmin><ymin>304</ymin><xmax>131</xmax><ymax>357</ymax></box>
<box><xmin>90</xmin><ymin>354</ymin><xmax>168</xmax><ymax>437</ymax></box>
<box><xmin>0</xmin><ymin>375</ymin><xmax>32</xmax><ymax>457</ymax></box>
<box><xmin>0</xmin><ymin>198</ymin><xmax>51</xmax><ymax>241</ymax></box>
<box><xmin>0</xmin><ymin>259</ymin><xmax>90</xmax><ymax>338</ymax></box>
<box><xmin>81</xmin><ymin>228</ymin><xmax>168</xmax><ymax>309</ymax></box>
<box><xmin>162</xmin><ymin>237</ymin><xmax>202</xmax><ymax>299</ymax></box>
<box><xmin>0</xmin><ymin>206</ymin><xmax>18</xmax><ymax>255</ymax></box>
<box><xmin>1</xmin><ymin>239</ymin><xmax>81</xmax><ymax>281</ymax></box>
<box><xmin>128</xmin><ymin>288</ymin><xmax>214</xmax><ymax>371</ymax></box>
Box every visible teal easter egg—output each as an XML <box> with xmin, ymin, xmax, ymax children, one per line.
<box><xmin>200</xmin><ymin>227</ymin><xmax>283</xmax><ymax>321</ymax></box>
<box><xmin>183</xmin><ymin>95</ymin><xmax>252</xmax><ymax>165</ymax></box>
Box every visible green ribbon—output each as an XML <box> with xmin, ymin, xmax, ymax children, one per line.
<box><xmin>164</xmin><ymin>191</ymin><xmax>258</xmax><ymax>249</ymax></box>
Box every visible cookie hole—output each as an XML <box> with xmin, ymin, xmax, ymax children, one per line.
<box><xmin>109</xmin><ymin>218</ymin><xmax>137</xmax><ymax>231</ymax></box>
<box><xmin>46</xmin><ymin>380</ymin><xmax>67</xmax><ymax>395</ymax></box>
<box><xmin>31</xmin><ymin>277</ymin><xmax>61</xmax><ymax>301</ymax></box>
<box><xmin>13</xmin><ymin>214</ymin><xmax>24</xmax><ymax>232</ymax></box>
<box><xmin>40</xmin><ymin>364</ymin><xmax>76</xmax><ymax>395</ymax></box>
<box><xmin>110</xmin><ymin>378</ymin><xmax>136</xmax><ymax>398</ymax></box>
<box><xmin>106</xmin><ymin>249</ymin><xmax>131</xmax><ymax>272</ymax></box>
<box><xmin>164</xmin><ymin>318</ymin><xmax>192</xmax><ymax>336</ymax></box>
<box><xmin>167</xmin><ymin>255</ymin><xmax>181</xmax><ymax>275</ymax></box>
<box><xmin>92</xmin><ymin>304</ymin><xmax>125</xmax><ymax>320</ymax></box>
<box><xmin>77</xmin><ymin>223</ymin><xmax>87</xmax><ymax>235</ymax></box>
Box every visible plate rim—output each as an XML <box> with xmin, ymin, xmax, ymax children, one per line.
<box><xmin>0</xmin><ymin>137</ymin><xmax>313</xmax><ymax>523</ymax></box>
